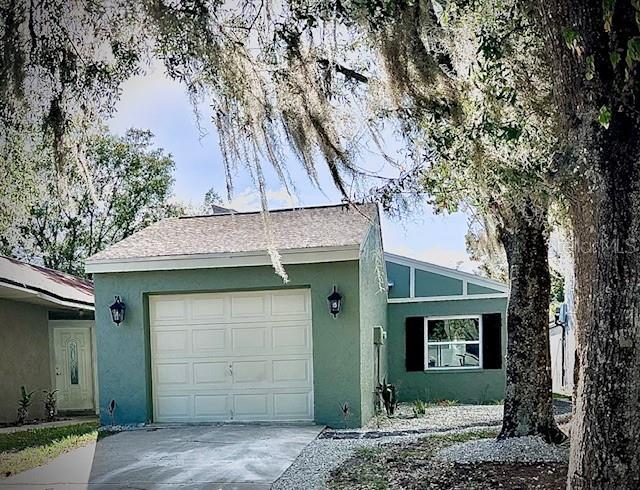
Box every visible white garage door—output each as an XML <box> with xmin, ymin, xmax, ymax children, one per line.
<box><xmin>149</xmin><ymin>289</ymin><xmax>313</xmax><ymax>422</ymax></box>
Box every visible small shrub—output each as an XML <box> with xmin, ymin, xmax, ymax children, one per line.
<box><xmin>376</xmin><ymin>379</ymin><xmax>398</xmax><ymax>417</ymax></box>
<box><xmin>16</xmin><ymin>386</ymin><xmax>35</xmax><ymax>425</ymax></box>
<box><xmin>43</xmin><ymin>389</ymin><xmax>58</xmax><ymax>421</ymax></box>
<box><xmin>436</xmin><ymin>399</ymin><xmax>459</xmax><ymax>407</ymax></box>
<box><xmin>412</xmin><ymin>399</ymin><xmax>428</xmax><ymax>417</ymax></box>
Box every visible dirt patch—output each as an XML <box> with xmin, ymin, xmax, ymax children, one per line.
<box><xmin>328</xmin><ymin>431</ymin><xmax>567</xmax><ymax>490</ymax></box>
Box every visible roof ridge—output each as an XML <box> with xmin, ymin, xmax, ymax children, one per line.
<box><xmin>178</xmin><ymin>201</ymin><xmax>372</xmax><ymax>219</ymax></box>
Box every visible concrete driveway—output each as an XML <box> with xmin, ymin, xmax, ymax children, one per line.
<box><xmin>3</xmin><ymin>424</ymin><xmax>323</xmax><ymax>489</ymax></box>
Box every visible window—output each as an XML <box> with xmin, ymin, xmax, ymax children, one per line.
<box><xmin>425</xmin><ymin>316</ymin><xmax>482</xmax><ymax>369</ymax></box>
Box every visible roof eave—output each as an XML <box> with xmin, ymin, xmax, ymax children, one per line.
<box><xmin>85</xmin><ymin>245</ymin><xmax>362</xmax><ymax>274</ymax></box>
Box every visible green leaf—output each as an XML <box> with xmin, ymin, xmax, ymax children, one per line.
<box><xmin>610</xmin><ymin>51</ymin><xmax>621</xmax><ymax>68</ymax></box>
<box><xmin>603</xmin><ymin>0</ymin><xmax>615</xmax><ymax>32</ymax></box>
<box><xmin>585</xmin><ymin>55</ymin><xmax>595</xmax><ymax>80</ymax></box>
<box><xmin>598</xmin><ymin>105</ymin><xmax>612</xmax><ymax>129</ymax></box>
<box><xmin>626</xmin><ymin>37</ymin><xmax>640</xmax><ymax>67</ymax></box>
<box><xmin>562</xmin><ymin>27</ymin><xmax>580</xmax><ymax>49</ymax></box>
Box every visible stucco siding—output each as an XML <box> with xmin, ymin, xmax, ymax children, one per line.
<box><xmin>93</xmin><ymin>261</ymin><xmax>364</xmax><ymax>428</ymax></box>
<box><xmin>387</xmin><ymin>298</ymin><xmax>507</xmax><ymax>403</ymax></box>
<box><xmin>0</xmin><ymin>299</ymin><xmax>51</xmax><ymax>422</ymax></box>
<box><xmin>358</xmin><ymin>226</ymin><xmax>388</xmax><ymax>423</ymax></box>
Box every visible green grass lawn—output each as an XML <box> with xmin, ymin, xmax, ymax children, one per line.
<box><xmin>0</xmin><ymin>422</ymin><xmax>99</xmax><ymax>478</ymax></box>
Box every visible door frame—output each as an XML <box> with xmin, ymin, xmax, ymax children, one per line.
<box><xmin>48</xmin><ymin>320</ymin><xmax>99</xmax><ymax>414</ymax></box>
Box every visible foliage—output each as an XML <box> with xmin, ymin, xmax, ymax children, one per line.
<box><xmin>16</xmin><ymin>386</ymin><xmax>35</xmax><ymax>425</ymax></box>
<box><xmin>436</xmin><ymin>399</ymin><xmax>459</xmax><ymax>407</ymax></box>
<box><xmin>377</xmin><ymin>379</ymin><xmax>398</xmax><ymax>417</ymax></box>
<box><xmin>4</xmin><ymin>129</ymin><xmax>180</xmax><ymax>276</ymax></box>
<box><xmin>42</xmin><ymin>390</ymin><xmax>58</xmax><ymax>422</ymax></box>
<box><xmin>0</xmin><ymin>422</ymin><xmax>98</xmax><ymax>477</ymax></box>
<box><xmin>412</xmin><ymin>399</ymin><xmax>428</xmax><ymax>417</ymax></box>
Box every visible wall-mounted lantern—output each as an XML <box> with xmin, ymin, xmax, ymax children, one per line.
<box><xmin>327</xmin><ymin>286</ymin><xmax>343</xmax><ymax>318</ymax></box>
<box><xmin>109</xmin><ymin>296</ymin><xmax>126</xmax><ymax>326</ymax></box>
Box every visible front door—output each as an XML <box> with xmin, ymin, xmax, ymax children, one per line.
<box><xmin>53</xmin><ymin>327</ymin><xmax>94</xmax><ymax>411</ymax></box>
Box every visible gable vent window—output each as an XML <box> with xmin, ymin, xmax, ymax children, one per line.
<box><xmin>426</xmin><ymin>317</ymin><xmax>481</xmax><ymax>369</ymax></box>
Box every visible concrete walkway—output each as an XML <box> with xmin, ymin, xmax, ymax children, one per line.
<box><xmin>1</xmin><ymin>424</ymin><xmax>324</xmax><ymax>489</ymax></box>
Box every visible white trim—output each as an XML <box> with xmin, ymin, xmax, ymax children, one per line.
<box><xmin>86</xmin><ymin>245</ymin><xmax>361</xmax><ymax>274</ymax></box>
<box><xmin>48</xmin><ymin>320</ymin><xmax>99</xmax><ymax>414</ymax></box>
<box><xmin>388</xmin><ymin>293</ymin><xmax>508</xmax><ymax>303</ymax></box>
<box><xmin>384</xmin><ymin>252</ymin><xmax>509</xmax><ymax>292</ymax></box>
<box><xmin>1</xmin><ymin>281</ymin><xmax>94</xmax><ymax>311</ymax></box>
<box><xmin>409</xmin><ymin>266</ymin><xmax>415</xmax><ymax>298</ymax></box>
<box><xmin>424</xmin><ymin>315</ymin><xmax>483</xmax><ymax>371</ymax></box>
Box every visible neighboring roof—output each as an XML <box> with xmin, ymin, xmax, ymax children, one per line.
<box><xmin>86</xmin><ymin>203</ymin><xmax>378</xmax><ymax>273</ymax></box>
<box><xmin>0</xmin><ymin>256</ymin><xmax>94</xmax><ymax>310</ymax></box>
<box><xmin>384</xmin><ymin>252</ymin><xmax>509</xmax><ymax>293</ymax></box>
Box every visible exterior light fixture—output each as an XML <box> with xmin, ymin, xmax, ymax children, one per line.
<box><xmin>109</xmin><ymin>296</ymin><xmax>126</xmax><ymax>325</ymax></box>
<box><xmin>327</xmin><ymin>286</ymin><xmax>343</xmax><ymax>318</ymax></box>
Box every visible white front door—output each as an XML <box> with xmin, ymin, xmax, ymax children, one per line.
<box><xmin>53</xmin><ymin>327</ymin><xmax>94</xmax><ymax>411</ymax></box>
<box><xmin>149</xmin><ymin>289</ymin><xmax>314</xmax><ymax>423</ymax></box>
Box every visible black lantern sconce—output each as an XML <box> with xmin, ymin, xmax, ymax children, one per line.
<box><xmin>109</xmin><ymin>296</ymin><xmax>126</xmax><ymax>326</ymax></box>
<box><xmin>327</xmin><ymin>286</ymin><xmax>343</xmax><ymax>318</ymax></box>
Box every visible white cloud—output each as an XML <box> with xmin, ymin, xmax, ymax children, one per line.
<box><xmin>386</xmin><ymin>245</ymin><xmax>480</xmax><ymax>274</ymax></box>
<box><xmin>226</xmin><ymin>187</ymin><xmax>299</xmax><ymax>212</ymax></box>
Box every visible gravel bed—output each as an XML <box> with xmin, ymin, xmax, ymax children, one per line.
<box><xmin>437</xmin><ymin>435</ymin><xmax>570</xmax><ymax>464</ymax></box>
<box><xmin>273</xmin><ymin>426</ymin><xmax>496</xmax><ymax>490</ymax></box>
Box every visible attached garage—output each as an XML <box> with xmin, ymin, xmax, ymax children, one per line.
<box><xmin>149</xmin><ymin>290</ymin><xmax>313</xmax><ymax>422</ymax></box>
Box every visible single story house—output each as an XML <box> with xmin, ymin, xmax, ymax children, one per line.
<box><xmin>86</xmin><ymin>203</ymin><xmax>508</xmax><ymax>428</ymax></box>
<box><xmin>0</xmin><ymin>257</ymin><xmax>97</xmax><ymax>423</ymax></box>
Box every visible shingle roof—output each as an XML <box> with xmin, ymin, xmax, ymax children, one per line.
<box><xmin>87</xmin><ymin>203</ymin><xmax>378</xmax><ymax>263</ymax></box>
<box><xmin>0</xmin><ymin>256</ymin><xmax>94</xmax><ymax>309</ymax></box>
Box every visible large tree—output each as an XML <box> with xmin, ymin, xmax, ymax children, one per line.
<box><xmin>524</xmin><ymin>1</ymin><xmax>640</xmax><ymax>486</ymax></box>
<box><xmin>5</xmin><ymin>129</ymin><xmax>180</xmax><ymax>276</ymax></box>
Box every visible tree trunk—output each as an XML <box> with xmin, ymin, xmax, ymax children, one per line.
<box><xmin>497</xmin><ymin>201</ymin><xmax>565</xmax><ymax>443</ymax></box>
<box><xmin>567</xmin><ymin>122</ymin><xmax>640</xmax><ymax>489</ymax></box>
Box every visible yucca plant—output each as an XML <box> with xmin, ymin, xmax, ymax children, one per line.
<box><xmin>413</xmin><ymin>399</ymin><xmax>428</xmax><ymax>417</ymax></box>
<box><xmin>43</xmin><ymin>389</ymin><xmax>59</xmax><ymax>421</ymax></box>
<box><xmin>16</xmin><ymin>386</ymin><xmax>35</xmax><ymax>425</ymax></box>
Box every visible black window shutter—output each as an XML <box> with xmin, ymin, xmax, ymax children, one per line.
<box><xmin>406</xmin><ymin>317</ymin><xmax>425</xmax><ymax>371</ymax></box>
<box><xmin>482</xmin><ymin>313</ymin><xmax>503</xmax><ymax>369</ymax></box>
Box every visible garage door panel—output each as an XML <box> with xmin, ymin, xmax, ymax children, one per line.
<box><xmin>272</xmin><ymin>325</ymin><xmax>309</xmax><ymax>350</ymax></box>
<box><xmin>232</xmin><ymin>327</ymin><xmax>267</xmax><ymax>351</ymax></box>
<box><xmin>232</xmin><ymin>360</ymin><xmax>269</xmax><ymax>384</ymax></box>
<box><xmin>231</xmin><ymin>295</ymin><xmax>267</xmax><ymax>317</ymax></box>
<box><xmin>191</xmin><ymin>296</ymin><xmax>225</xmax><ymax>320</ymax></box>
<box><xmin>273</xmin><ymin>359</ymin><xmax>310</xmax><ymax>383</ymax></box>
<box><xmin>194</xmin><ymin>362</ymin><xmax>228</xmax><ymax>384</ymax></box>
<box><xmin>274</xmin><ymin>392</ymin><xmax>311</xmax><ymax>418</ymax></box>
<box><xmin>192</xmin><ymin>329</ymin><xmax>226</xmax><ymax>352</ymax></box>
<box><xmin>233</xmin><ymin>394</ymin><xmax>269</xmax><ymax>417</ymax></box>
<box><xmin>154</xmin><ymin>330</ymin><xmax>189</xmax><ymax>355</ymax></box>
<box><xmin>152</xmin><ymin>298</ymin><xmax>188</xmax><ymax>322</ymax></box>
<box><xmin>195</xmin><ymin>395</ymin><xmax>228</xmax><ymax>417</ymax></box>
<box><xmin>156</xmin><ymin>363</ymin><xmax>190</xmax><ymax>385</ymax></box>
<box><xmin>150</xmin><ymin>289</ymin><xmax>313</xmax><ymax>422</ymax></box>
<box><xmin>156</xmin><ymin>395</ymin><xmax>191</xmax><ymax>418</ymax></box>
<box><xmin>271</xmin><ymin>292</ymin><xmax>308</xmax><ymax>316</ymax></box>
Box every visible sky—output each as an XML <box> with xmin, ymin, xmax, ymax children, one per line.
<box><xmin>108</xmin><ymin>65</ymin><xmax>479</xmax><ymax>272</ymax></box>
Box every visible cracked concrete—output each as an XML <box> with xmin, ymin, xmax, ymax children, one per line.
<box><xmin>2</xmin><ymin>424</ymin><xmax>323</xmax><ymax>489</ymax></box>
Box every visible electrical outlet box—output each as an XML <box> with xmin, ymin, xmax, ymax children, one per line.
<box><xmin>373</xmin><ymin>325</ymin><xmax>386</xmax><ymax>345</ymax></box>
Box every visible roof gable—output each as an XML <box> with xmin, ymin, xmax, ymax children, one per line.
<box><xmin>86</xmin><ymin>203</ymin><xmax>378</xmax><ymax>272</ymax></box>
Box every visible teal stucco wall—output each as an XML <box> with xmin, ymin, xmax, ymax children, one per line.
<box><xmin>387</xmin><ymin>297</ymin><xmax>508</xmax><ymax>403</ymax></box>
<box><xmin>414</xmin><ymin>269</ymin><xmax>463</xmax><ymax>297</ymax></box>
<box><xmin>358</xmin><ymin>226</ymin><xmax>388</xmax><ymax>422</ymax></box>
<box><xmin>93</xmin><ymin>261</ymin><xmax>368</xmax><ymax>428</ymax></box>
<box><xmin>386</xmin><ymin>262</ymin><xmax>410</xmax><ymax>299</ymax></box>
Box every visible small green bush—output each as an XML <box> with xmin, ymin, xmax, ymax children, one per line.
<box><xmin>412</xmin><ymin>399</ymin><xmax>428</xmax><ymax>417</ymax></box>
